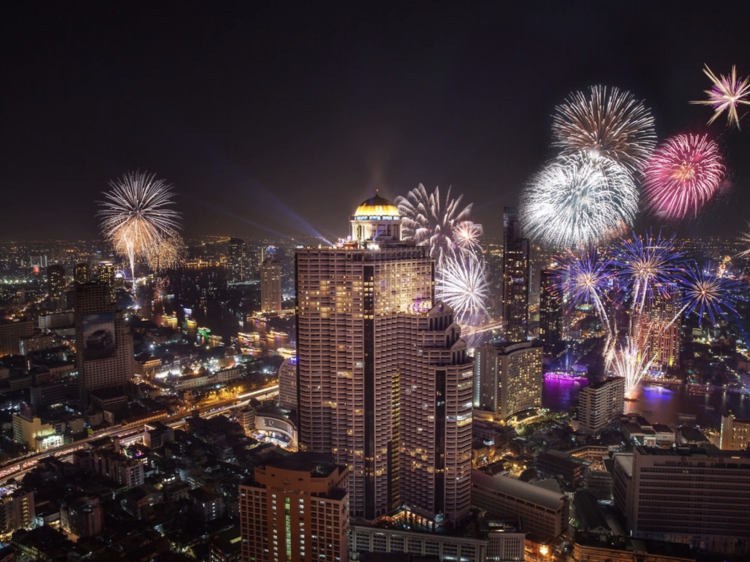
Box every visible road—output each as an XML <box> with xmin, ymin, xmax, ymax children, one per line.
<box><xmin>0</xmin><ymin>384</ymin><xmax>278</xmax><ymax>483</ymax></box>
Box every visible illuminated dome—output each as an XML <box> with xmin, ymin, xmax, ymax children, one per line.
<box><xmin>354</xmin><ymin>194</ymin><xmax>400</xmax><ymax>217</ymax></box>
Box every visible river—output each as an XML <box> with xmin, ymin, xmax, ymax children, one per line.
<box><xmin>542</xmin><ymin>376</ymin><xmax>750</xmax><ymax>429</ymax></box>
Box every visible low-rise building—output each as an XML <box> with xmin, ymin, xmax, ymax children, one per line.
<box><xmin>471</xmin><ymin>470</ymin><xmax>569</xmax><ymax>539</ymax></box>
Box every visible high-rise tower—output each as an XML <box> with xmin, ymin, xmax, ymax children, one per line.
<box><xmin>75</xmin><ymin>282</ymin><xmax>134</xmax><ymax>405</ymax></box>
<box><xmin>502</xmin><ymin>207</ymin><xmax>529</xmax><ymax>343</ymax></box>
<box><xmin>474</xmin><ymin>341</ymin><xmax>542</xmax><ymax>420</ymax></box>
<box><xmin>539</xmin><ymin>269</ymin><xmax>562</xmax><ymax>346</ymax></box>
<box><xmin>260</xmin><ymin>258</ymin><xmax>282</xmax><ymax>314</ymax></box>
<box><xmin>295</xmin><ymin>194</ymin><xmax>472</xmax><ymax>522</ymax></box>
<box><xmin>228</xmin><ymin>237</ymin><xmax>246</xmax><ymax>282</ymax></box>
<box><xmin>46</xmin><ymin>264</ymin><xmax>66</xmax><ymax>310</ymax></box>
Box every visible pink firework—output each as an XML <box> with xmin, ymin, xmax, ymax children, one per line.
<box><xmin>643</xmin><ymin>134</ymin><xmax>725</xmax><ymax>220</ymax></box>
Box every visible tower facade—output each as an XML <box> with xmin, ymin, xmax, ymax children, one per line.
<box><xmin>639</xmin><ymin>283</ymin><xmax>679</xmax><ymax>373</ymax></box>
<box><xmin>296</xmin><ymin>195</ymin><xmax>472</xmax><ymax>522</ymax></box>
<box><xmin>474</xmin><ymin>341</ymin><xmax>542</xmax><ymax>420</ymax></box>
<box><xmin>261</xmin><ymin>258</ymin><xmax>283</xmax><ymax>314</ymax></box>
<box><xmin>399</xmin><ymin>305</ymin><xmax>473</xmax><ymax>522</ymax></box>
<box><xmin>502</xmin><ymin>207</ymin><xmax>529</xmax><ymax>343</ymax></box>
<box><xmin>228</xmin><ymin>237</ymin><xmax>246</xmax><ymax>282</ymax></box>
<box><xmin>75</xmin><ymin>282</ymin><xmax>134</xmax><ymax>405</ymax></box>
<box><xmin>47</xmin><ymin>264</ymin><xmax>66</xmax><ymax>310</ymax></box>
<box><xmin>539</xmin><ymin>268</ymin><xmax>562</xmax><ymax>346</ymax></box>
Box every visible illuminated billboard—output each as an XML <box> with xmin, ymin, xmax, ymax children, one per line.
<box><xmin>82</xmin><ymin>312</ymin><xmax>116</xmax><ymax>360</ymax></box>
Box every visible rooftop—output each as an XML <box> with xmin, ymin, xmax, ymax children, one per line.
<box><xmin>353</xmin><ymin>194</ymin><xmax>400</xmax><ymax>218</ymax></box>
<box><xmin>472</xmin><ymin>470</ymin><xmax>567</xmax><ymax>511</ymax></box>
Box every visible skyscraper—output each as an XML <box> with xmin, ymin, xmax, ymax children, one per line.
<box><xmin>538</xmin><ymin>268</ymin><xmax>562</xmax><ymax>346</ymax></box>
<box><xmin>502</xmin><ymin>207</ymin><xmax>529</xmax><ymax>343</ymax></box>
<box><xmin>239</xmin><ymin>453</ymin><xmax>349</xmax><ymax>562</ymax></box>
<box><xmin>295</xmin><ymin>195</ymin><xmax>472</xmax><ymax>522</ymax></box>
<box><xmin>399</xmin><ymin>305</ymin><xmax>473</xmax><ymax>522</ymax></box>
<box><xmin>228</xmin><ymin>237</ymin><xmax>246</xmax><ymax>282</ymax></box>
<box><xmin>75</xmin><ymin>282</ymin><xmax>134</xmax><ymax>405</ymax></box>
<box><xmin>261</xmin><ymin>258</ymin><xmax>282</xmax><ymax>314</ymax></box>
<box><xmin>46</xmin><ymin>264</ymin><xmax>66</xmax><ymax>310</ymax></box>
<box><xmin>720</xmin><ymin>412</ymin><xmax>750</xmax><ymax>450</ymax></box>
<box><xmin>474</xmin><ymin>341</ymin><xmax>542</xmax><ymax>420</ymax></box>
<box><xmin>577</xmin><ymin>377</ymin><xmax>625</xmax><ymax>435</ymax></box>
<box><xmin>639</xmin><ymin>283</ymin><xmax>679</xmax><ymax>373</ymax></box>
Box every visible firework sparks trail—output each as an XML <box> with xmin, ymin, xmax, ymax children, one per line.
<box><xmin>454</xmin><ymin>221</ymin><xmax>484</xmax><ymax>253</ymax></box>
<box><xmin>519</xmin><ymin>154</ymin><xmax>638</xmax><ymax>249</ymax></box>
<box><xmin>395</xmin><ymin>184</ymin><xmax>475</xmax><ymax>269</ymax></box>
<box><xmin>691</xmin><ymin>64</ymin><xmax>750</xmax><ymax>129</ymax></box>
<box><xmin>643</xmin><ymin>134</ymin><xmax>725</xmax><ymax>220</ymax></box>
<box><xmin>98</xmin><ymin>171</ymin><xmax>181</xmax><ymax>282</ymax></box>
<box><xmin>614</xmin><ymin>231</ymin><xmax>686</xmax><ymax>315</ymax></box>
<box><xmin>613</xmin><ymin>335</ymin><xmax>656</xmax><ymax>397</ymax></box>
<box><xmin>434</xmin><ymin>253</ymin><xmax>490</xmax><ymax>326</ymax></box>
<box><xmin>552</xmin><ymin>85</ymin><xmax>656</xmax><ymax>175</ymax></box>
<box><xmin>739</xmin><ymin>224</ymin><xmax>750</xmax><ymax>258</ymax></box>
<box><xmin>146</xmin><ymin>235</ymin><xmax>186</xmax><ymax>273</ymax></box>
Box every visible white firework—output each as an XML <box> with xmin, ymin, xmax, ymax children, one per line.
<box><xmin>454</xmin><ymin>221</ymin><xmax>484</xmax><ymax>252</ymax></box>
<box><xmin>519</xmin><ymin>154</ymin><xmax>638</xmax><ymax>249</ymax></box>
<box><xmin>552</xmin><ymin>85</ymin><xmax>656</xmax><ymax>175</ymax></box>
<box><xmin>435</xmin><ymin>253</ymin><xmax>490</xmax><ymax>326</ymax></box>
<box><xmin>99</xmin><ymin>171</ymin><xmax>181</xmax><ymax>281</ymax></box>
<box><xmin>612</xmin><ymin>336</ymin><xmax>655</xmax><ymax>397</ymax></box>
<box><xmin>691</xmin><ymin>64</ymin><xmax>750</xmax><ymax>129</ymax></box>
<box><xmin>395</xmin><ymin>184</ymin><xmax>474</xmax><ymax>269</ymax></box>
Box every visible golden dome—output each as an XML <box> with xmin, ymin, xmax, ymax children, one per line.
<box><xmin>354</xmin><ymin>194</ymin><xmax>400</xmax><ymax>217</ymax></box>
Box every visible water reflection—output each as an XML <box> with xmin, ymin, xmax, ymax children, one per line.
<box><xmin>543</xmin><ymin>376</ymin><xmax>750</xmax><ymax>429</ymax></box>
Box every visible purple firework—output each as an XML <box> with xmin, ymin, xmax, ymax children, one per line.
<box><xmin>677</xmin><ymin>262</ymin><xmax>745</xmax><ymax>325</ymax></box>
<box><xmin>613</xmin><ymin>231</ymin><xmax>686</xmax><ymax>313</ymax></box>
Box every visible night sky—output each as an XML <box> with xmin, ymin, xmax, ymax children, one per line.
<box><xmin>3</xmin><ymin>1</ymin><xmax>750</xmax><ymax>241</ymax></box>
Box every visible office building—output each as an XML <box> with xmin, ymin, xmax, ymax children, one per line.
<box><xmin>0</xmin><ymin>319</ymin><xmax>34</xmax><ymax>357</ymax></box>
<box><xmin>278</xmin><ymin>356</ymin><xmax>297</xmax><ymax>411</ymax></box>
<box><xmin>228</xmin><ymin>237</ymin><xmax>246</xmax><ymax>282</ymax></box>
<box><xmin>613</xmin><ymin>446</ymin><xmax>750</xmax><ymax>554</ymax></box>
<box><xmin>75</xmin><ymin>283</ymin><xmax>134</xmax><ymax>405</ymax></box>
<box><xmin>474</xmin><ymin>342</ymin><xmax>542</xmax><ymax>420</ymax></box>
<box><xmin>261</xmin><ymin>257</ymin><xmax>283</xmax><ymax>314</ymax></box>
<box><xmin>74</xmin><ymin>262</ymin><xmax>90</xmax><ymax>285</ymax></box>
<box><xmin>239</xmin><ymin>452</ymin><xmax>349</xmax><ymax>562</ymax></box>
<box><xmin>502</xmin><ymin>207</ymin><xmax>529</xmax><ymax>343</ymax></box>
<box><xmin>471</xmin><ymin>470</ymin><xmax>569</xmax><ymax>539</ymax></box>
<box><xmin>577</xmin><ymin>377</ymin><xmax>625</xmax><ymax>435</ymax></box>
<box><xmin>46</xmin><ymin>264</ymin><xmax>66</xmax><ymax>309</ymax></box>
<box><xmin>296</xmin><ymin>195</ymin><xmax>473</xmax><ymax>522</ymax></box>
<box><xmin>538</xmin><ymin>269</ymin><xmax>561</xmax><ymax>346</ymax></box>
<box><xmin>720</xmin><ymin>412</ymin><xmax>750</xmax><ymax>450</ymax></box>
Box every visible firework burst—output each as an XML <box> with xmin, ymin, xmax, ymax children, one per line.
<box><xmin>520</xmin><ymin>154</ymin><xmax>638</xmax><ymax>249</ymax></box>
<box><xmin>395</xmin><ymin>184</ymin><xmax>474</xmax><ymax>268</ymax></box>
<box><xmin>434</xmin><ymin>253</ymin><xmax>490</xmax><ymax>326</ymax></box>
<box><xmin>99</xmin><ymin>171</ymin><xmax>181</xmax><ymax>281</ymax></box>
<box><xmin>675</xmin><ymin>262</ymin><xmax>744</xmax><ymax>325</ymax></box>
<box><xmin>454</xmin><ymin>221</ymin><xmax>484</xmax><ymax>252</ymax></box>
<box><xmin>691</xmin><ymin>64</ymin><xmax>750</xmax><ymax>129</ymax></box>
<box><xmin>552</xmin><ymin>85</ymin><xmax>656</xmax><ymax>174</ymax></box>
<box><xmin>643</xmin><ymin>134</ymin><xmax>724</xmax><ymax>220</ymax></box>
<box><xmin>614</xmin><ymin>231</ymin><xmax>685</xmax><ymax>314</ymax></box>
